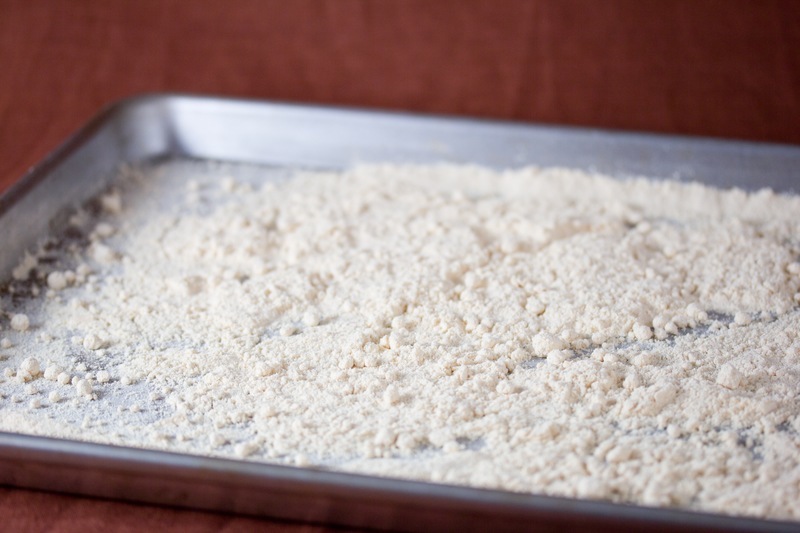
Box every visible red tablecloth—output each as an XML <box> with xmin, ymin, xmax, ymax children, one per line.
<box><xmin>0</xmin><ymin>1</ymin><xmax>798</xmax><ymax>530</ymax></box>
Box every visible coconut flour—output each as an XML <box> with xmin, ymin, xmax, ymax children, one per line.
<box><xmin>1</xmin><ymin>161</ymin><xmax>799</xmax><ymax>521</ymax></box>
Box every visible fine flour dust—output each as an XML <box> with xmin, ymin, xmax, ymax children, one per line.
<box><xmin>1</xmin><ymin>161</ymin><xmax>799</xmax><ymax>521</ymax></box>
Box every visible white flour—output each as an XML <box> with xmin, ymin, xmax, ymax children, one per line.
<box><xmin>1</xmin><ymin>161</ymin><xmax>799</xmax><ymax>521</ymax></box>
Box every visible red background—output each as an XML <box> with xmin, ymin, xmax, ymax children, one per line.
<box><xmin>1</xmin><ymin>0</ymin><xmax>798</xmax><ymax>530</ymax></box>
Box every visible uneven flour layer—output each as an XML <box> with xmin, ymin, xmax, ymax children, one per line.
<box><xmin>1</xmin><ymin>162</ymin><xmax>799</xmax><ymax>520</ymax></box>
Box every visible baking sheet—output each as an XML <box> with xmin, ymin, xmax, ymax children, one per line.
<box><xmin>1</xmin><ymin>95</ymin><xmax>800</xmax><ymax>532</ymax></box>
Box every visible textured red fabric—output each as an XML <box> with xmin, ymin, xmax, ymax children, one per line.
<box><xmin>1</xmin><ymin>0</ymin><xmax>798</xmax><ymax>193</ymax></box>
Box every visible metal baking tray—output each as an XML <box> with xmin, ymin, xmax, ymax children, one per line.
<box><xmin>1</xmin><ymin>95</ymin><xmax>799</xmax><ymax>532</ymax></box>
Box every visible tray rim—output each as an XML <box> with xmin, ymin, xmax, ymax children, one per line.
<box><xmin>3</xmin><ymin>430</ymin><xmax>796</xmax><ymax>532</ymax></box>
<box><xmin>7</xmin><ymin>91</ymin><xmax>800</xmax><ymax>205</ymax></box>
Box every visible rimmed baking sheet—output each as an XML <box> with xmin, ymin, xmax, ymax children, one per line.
<box><xmin>1</xmin><ymin>95</ymin><xmax>799</xmax><ymax>532</ymax></box>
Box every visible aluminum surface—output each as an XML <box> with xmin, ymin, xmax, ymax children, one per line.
<box><xmin>1</xmin><ymin>94</ymin><xmax>800</xmax><ymax>532</ymax></box>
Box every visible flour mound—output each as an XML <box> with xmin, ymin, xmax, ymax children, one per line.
<box><xmin>1</xmin><ymin>162</ymin><xmax>799</xmax><ymax>521</ymax></box>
